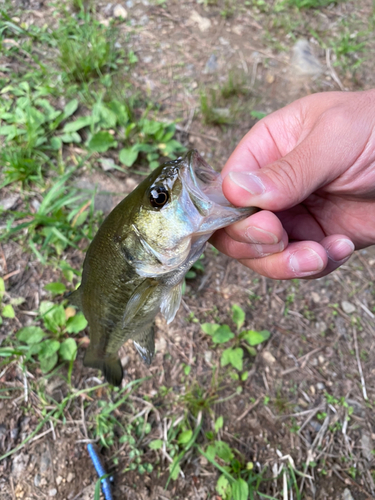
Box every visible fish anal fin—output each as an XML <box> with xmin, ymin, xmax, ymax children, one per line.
<box><xmin>83</xmin><ymin>347</ymin><xmax>123</xmax><ymax>387</ymax></box>
<box><xmin>160</xmin><ymin>282</ymin><xmax>183</xmax><ymax>324</ymax></box>
<box><xmin>123</xmin><ymin>278</ymin><xmax>158</xmax><ymax>327</ymax></box>
<box><xmin>133</xmin><ymin>325</ymin><xmax>155</xmax><ymax>366</ymax></box>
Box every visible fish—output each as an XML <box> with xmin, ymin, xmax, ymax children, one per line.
<box><xmin>69</xmin><ymin>150</ymin><xmax>258</xmax><ymax>386</ymax></box>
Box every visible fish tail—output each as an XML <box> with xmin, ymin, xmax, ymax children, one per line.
<box><xmin>83</xmin><ymin>347</ymin><xmax>123</xmax><ymax>387</ymax></box>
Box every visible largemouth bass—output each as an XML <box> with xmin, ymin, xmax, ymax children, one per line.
<box><xmin>69</xmin><ymin>150</ymin><xmax>257</xmax><ymax>386</ymax></box>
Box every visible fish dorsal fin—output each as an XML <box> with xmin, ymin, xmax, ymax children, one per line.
<box><xmin>160</xmin><ymin>282</ymin><xmax>183</xmax><ymax>325</ymax></box>
<box><xmin>122</xmin><ymin>278</ymin><xmax>158</xmax><ymax>327</ymax></box>
<box><xmin>133</xmin><ymin>325</ymin><xmax>155</xmax><ymax>365</ymax></box>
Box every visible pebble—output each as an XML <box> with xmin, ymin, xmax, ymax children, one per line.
<box><xmin>311</xmin><ymin>291</ymin><xmax>320</xmax><ymax>303</ymax></box>
<box><xmin>262</xmin><ymin>351</ymin><xmax>276</xmax><ymax>365</ymax></box>
<box><xmin>49</xmin><ymin>488</ymin><xmax>57</xmax><ymax>497</ymax></box>
<box><xmin>342</xmin><ymin>489</ymin><xmax>354</xmax><ymax>500</ymax></box>
<box><xmin>189</xmin><ymin>10</ymin><xmax>211</xmax><ymax>32</ymax></box>
<box><xmin>99</xmin><ymin>158</ymin><xmax>117</xmax><ymax>171</ymax></box>
<box><xmin>113</xmin><ymin>4</ymin><xmax>128</xmax><ymax>19</ymax></box>
<box><xmin>56</xmin><ymin>476</ymin><xmax>63</xmax><ymax>486</ymax></box>
<box><xmin>67</xmin><ymin>472</ymin><xmax>75</xmax><ymax>483</ymax></box>
<box><xmin>316</xmin><ymin>382</ymin><xmax>325</xmax><ymax>390</ymax></box>
<box><xmin>125</xmin><ymin>0</ymin><xmax>133</xmax><ymax>7</ymax></box>
<box><xmin>34</xmin><ymin>474</ymin><xmax>41</xmax><ymax>487</ymax></box>
<box><xmin>203</xmin><ymin>54</ymin><xmax>218</xmax><ymax>74</ymax></box>
<box><xmin>0</xmin><ymin>196</ymin><xmax>19</xmax><ymax>210</ymax></box>
<box><xmin>291</xmin><ymin>39</ymin><xmax>322</xmax><ymax>76</ymax></box>
<box><xmin>341</xmin><ymin>301</ymin><xmax>356</xmax><ymax>314</ymax></box>
<box><xmin>204</xmin><ymin>351</ymin><xmax>212</xmax><ymax>364</ymax></box>
<box><xmin>361</xmin><ymin>432</ymin><xmax>373</xmax><ymax>461</ymax></box>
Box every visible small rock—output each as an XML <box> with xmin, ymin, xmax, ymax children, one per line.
<box><xmin>318</xmin><ymin>355</ymin><xmax>325</xmax><ymax>365</ymax></box>
<box><xmin>342</xmin><ymin>489</ymin><xmax>354</xmax><ymax>500</ymax></box>
<box><xmin>262</xmin><ymin>351</ymin><xmax>276</xmax><ymax>365</ymax></box>
<box><xmin>204</xmin><ymin>351</ymin><xmax>212</xmax><ymax>364</ymax></box>
<box><xmin>203</xmin><ymin>54</ymin><xmax>218</xmax><ymax>74</ymax></box>
<box><xmin>155</xmin><ymin>337</ymin><xmax>167</xmax><ymax>354</ymax></box>
<box><xmin>311</xmin><ymin>292</ymin><xmax>320</xmax><ymax>303</ymax></box>
<box><xmin>49</xmin><ymin>488</ymin><xmax>57</xmax><ymax>497</ymax></box>
<box><xmin>143</xmin><ymin>55</ymin><xmax>153</xmax><ymax>64</ymax></box>
<box><xmin>12</xmin><ymin>453</ymin><xmax>29</xmax><ymax>479</ymax></box>
<box><xmin>99</xmin><ymin>158</ymin><xmax>117</xmax><ymax>171</ymax></box>
<box><xmin>103</xmin><ymin>3</ymin><xmax>113</xmax><ymax>16</ymax></box>
<box><xmin>125</xmin><ymin>0</ymin><xmax>133</xmax><ymax>7</ymax></box>
<box><xmin>0</xmin><ymin>196</ymin><xmax>19</xmax><ymax>210</ymax></box>
<box><xmin>67</xmin><ymin>472</ymin><xmax>75</xmax><ymax>483</ymax></box>
<box><xmin>113</xmin><ymin>4</ymin><xmax>128</xmax><ymax>19</ymax></box>
<box><xmin>189</xmin><ymin>10</ymin><xmax>211</xmax><ymax>32</ymax></box>
<box><xmin>361</xmin><ymin>432</ymin><xmax>372</xmax><ymax>461</ymax></box>
<box><xmin>139</xmin><ymin>14</ymin><xmax>149</xmax><ymax>26</ymax></box>
<box><xmin>40</xmin><ymin>450</ymin><xmax>51</xmax><ymax>474</ymax></box>
<box><xmin>291</xmin><ymin>39</ymin><xmax>322</xmax><ymax>76</ymax></box>
<box><xmin>316</xmin><ymin>382</ymin><xmax>325</xmax><ymax>391</ymax></box>
<box><xmin>34</xmin><ymin>474</ymin><xmax>41</xmax><ymax>487</ymax></box>
<box><xmin>56</xmin><ymin>476</ymin><xmax>63</xmax><ymax>486</ymax></box>
<box><xmin>341</xmin><ymin>301</ymin><xmax>356</xmax><ymax>314</ymax></box>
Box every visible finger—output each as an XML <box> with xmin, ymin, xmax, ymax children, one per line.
<box><xmin>224</xmin><ymin>210</ymin><xmax>284</xmax><ymax>245</ymax></box>
<box><xmin>308</xmin><ymin>235</ymin><xmax>355</xmax><ymax>279</ymax></box>
<box><xmin>238</xmin><ymin>241</ymin><xmax>328</xmax><ymax>279</ymax></box>
<box><xmin>222</xmin><ymin>112</ymin><xmax>368</xmax><ymax>211</ymax></box>
<box><xmin>276</xmin><ymin>205</ymin><xmax>326</xmax><ymax>242</ymax></box>
<box><xmin>210</xmin><ymin>228</ymin><xmax>288</xmax><ymax>260</ymax></box>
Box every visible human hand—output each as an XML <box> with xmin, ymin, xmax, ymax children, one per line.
<box><xmin>211</xmin><ymin>90</ymin><xmax>375</xmax><ymax>279</ymax></box>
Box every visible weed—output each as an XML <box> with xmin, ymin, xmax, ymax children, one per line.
<box><xmin>201</xmin><ymin>304</ymin><xmax>270</xmax><ymax>373</ymax></box>
<box><xmin>284</xmin><ymin>0</ymin><xmax>344</xmax><ymax>8</ymax></box>
<box><xmin>200</xmin><ymin>90</ymin><xmax>233</xmax><ymax>126</ymax></box>
<box><xmin>55</xmin><ymin>13</ymin><xmax>120</xmax><ymax>83</ymax></box>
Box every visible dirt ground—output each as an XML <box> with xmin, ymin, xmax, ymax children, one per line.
<box><xmin>1</xmin><ymin>0</ymin><xmax>375</xmax><ymax>499</ymax></box>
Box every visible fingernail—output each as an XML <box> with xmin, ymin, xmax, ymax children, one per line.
<box><xmin>228</xmin><ymin>171</ymin><xmax>265</xmax><ymax>195</ymax></box>
<box><xmin>326</xmin><ymin>239</ymin><xmax>355</xmax><ymax>262</ymax></box>
<box><xmin>289</xmin><ymin>248</ymin><xmax>324</xmax><ymax>275</ymax></box>
<box><xmin>254</xmin><ymin>240</ymin><xmax>284</xmax><ymax>258</ymax></box>
<box><xmin>244</xmin><ymin>226</ymin><xmax>278</xmax><ymax>244</ymax></box>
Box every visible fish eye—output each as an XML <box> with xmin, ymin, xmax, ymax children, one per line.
<box><xmin>150</xmin><ymin>186</ymin><xmax>169</xmax><ymax>208</ymax></box>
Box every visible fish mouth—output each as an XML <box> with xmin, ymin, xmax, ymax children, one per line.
<box><xmin>181</xmin><ymin>150</ymin><xmax>257</xmax><ymax>233</ymax></box>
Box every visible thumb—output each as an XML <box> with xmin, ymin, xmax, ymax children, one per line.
<box><xmin>222</xmin><ymin>119</ymin><xmax>355</xmax><ymax>211</ymax></box>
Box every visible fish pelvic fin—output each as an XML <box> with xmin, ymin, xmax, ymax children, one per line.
<box><xmin>64</xmin><ymin>287</ymin><xmax>82</xmax><ymax>309</ymax></box>
<box><xmin>160</xmin><ymin>282</ymin><xmax>183</xmax><ymax>324</ymax></box>
<box><xmin>122</xmin><ymin>278</ymin><xmax>158</xmax><ymax>327</ymax></box>
<box><xmin>83</xmin><ymin>347</ymin><xmax>123</xmax><ymax>387</ymax></box>
<box><xmin>133</xmin><ymin>325</ymin><xmax>155</xmax><ymax>366</ymax></box>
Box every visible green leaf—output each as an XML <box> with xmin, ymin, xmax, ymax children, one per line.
<box><xmin>243</xmin><ymin>329</ymin><xmax>270</xmax><ymax>346</ymax></box>
<box><xmin>17</xmin><ymin>326</ymin><xmax>45</xmax><ymax>344</ymax></box>
<box><xmin>44</xmin><ymin>282</ymin><xmax>66</xmax><ymax>295</ymax></box>
<box><xmin>250</xmin><ymin>110</ymin><xmax>267</xmax><ymax>120</ymax></box>
<box><xmin>232</xmin><ymin>478</ymin><xmax>249</xmax><ymax>500</ymax></box>
<box><xmin>65</xmin><ymin>312</ymin><xmax>88</xmax><ymax>334</ymax></box>
<box><xmin>1</xmin><ymin>304</ymin><xmax>15</xmax><ymax>318</ymax></box>
<box><xmin>60</xmin><ymin>132</ymin><xmax>81</xmax><ymax>143</ymax></box>
<box><xmin>232</xmin><ymin>304</ymin><xmax>245</xmax><ymax>331</ymax></box>
<box><xmin>214</xmin><ymin>416</ymin><xmax>224</xmax><ymax>433</ymax></box>
<box><xmin>59</xmin><ymin>338</ymin><xmax>77</xmax><ymax>361</ymax></box>
<box><xmin>119</xmin><ymin>147</ymin><xmax>138</xmax><ymax>167</ymax></box>
<box><xmin>39</xmin><ymin>339</ymin><xmax>60</xmax><ymax>358</ymax></box>
<box><xmin>88</xmin><ymin>131</ymin><xmax>116</xmax><ymax>152</ymax></box>
<box><xmin>169</xmin><ymin>459</ymin><xmax>180</xmax><ymax>481</ymax></box>
<box><xmin>178</xmin><ymin>430</ymin><xmax>193</xmax><ymax>444</ymax></box>
<box><xmin>40</xmin><ymin>301</ymin><xmax>66</xmax><ymax>333</ymax></box>
<box><xmin>39</xmin><ymin>353</ymin><xmax>58</xmax><ymax>373</ymax></box>
<box><xmin>214</xmin><ymin>441</ymin><xmax>234</xmax><ymax>462</ymax></box>
<box><xmin>0</xmin><ymin>277</ymin><xmax>4</xmax><ymax>300</ymax></box>
<box><xmin>50</xmin><ymin>137</ymin><xmax>62</xmax><ymax>150</ymax></box>
<box><xmin>212</xmin><ymin>325</ymin><xmax>234</xmax><ymax>344</ymax></box>
<box><xmin>98</xmin><ymin>105</ymin><xmax>117</xmax><ymax>128</ymax></box>
<box><xmin>63</xmin><ymin>115</ymin><xmax>92</xmax><ymax>133</ymax></box>
<box><xmin>216</xmin><ymin>474</ymin><xmax>231</xmax><ymax>497</ymax></box>
<box><xmin>149</xmin><ymin>439</ymin><xmax>163</xmax><ymax>450</ymax></box>
<box><xmin>63</xmin><ymin>99</ymin><xmax>79</xmax><ymax>119</ymax></box>
<box><xmin>201</xmin><ymin>323</ymin><xmax>220</xmax><ymax>336</ymax></box>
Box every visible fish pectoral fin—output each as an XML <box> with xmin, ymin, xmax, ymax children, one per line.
<box><xmin>122</xmin><ymin>278</ymin><xmax>158</xmax><ymax>327</ymax></box>
<box><xmin>133</xmin><ymin>325</ymin><xmax>155</xmax><ymax>365</ymax></box>
<box><xmin>160</xmin><ymin>282</ymin><xmax>183</xmax><ymax>324</ymax></box>
<box><xmin>64</xmin><ymin>287</ymin><xmax>82</xmax><ymax>309</ymax></box>
<box><xmin>83</xmin><ymin>347</ymin><xmax>123</xmax><ymax>387</ymax></box>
